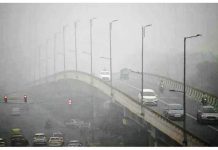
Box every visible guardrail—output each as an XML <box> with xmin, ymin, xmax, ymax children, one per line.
<box><xmin>30</xmin><ymin>70</ymin><xmax>208</xmax><ymax>146</ymax></box>
<box><xmin>130</xmin><ymin>70</ymin><xmax>218</xmax><ymax>110</ymax></box>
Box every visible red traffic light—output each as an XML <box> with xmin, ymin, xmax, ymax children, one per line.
<box><xmin>68</xmin><ymin>99</ymin><xmax>72</xmax><ymax>105</ymax></box>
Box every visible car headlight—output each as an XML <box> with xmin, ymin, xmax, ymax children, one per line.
<box><xmin>201</xmin><ymin>114</ymin><xmax>207</xmax><ymax>118</ymax></box>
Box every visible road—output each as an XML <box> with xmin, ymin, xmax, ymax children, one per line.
<box><xmin>113</xmin><ymin>72</ymin><xmax>218</xmax><ymax>146</ymax></box>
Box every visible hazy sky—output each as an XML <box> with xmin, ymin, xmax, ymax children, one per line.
<box><xmin>1</xmin><ymin>3</ymin><xmax>218</xmax><ymax>90</ymax></box>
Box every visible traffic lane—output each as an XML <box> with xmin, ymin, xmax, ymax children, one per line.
<box><xmin>113</xmin><ymin>78</ymin><xmax>218</xmax><ymax>145</ymax></box>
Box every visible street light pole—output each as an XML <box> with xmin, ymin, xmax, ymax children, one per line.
<box><xmin>141</xmin><ymin>24</ymin><xmax>152</xmax><ymax>116</ymax></box>
<box><xmin>90</xmin><ymin>18</ymin><xmax>96</xmax><ymax>142</ymax></box>
<box><xmin>38</xmin><ymin>46</ymin><xmax>41</xmax><ymax>80</ymax></box>
<box><xmin>46</xmin><ymin>40</ymin><xmax>49</xmax><ymax>80</ymax></box>
<box><xmin>183</xmin><ymin>34</ymin><xmax>201</xmax><ymax>146</ymax></box>
<box><xmin>109</xmin><ymin>19</ymin><xmax>118</xmax><ymax>96</ymax></box>
<box><xmin>74</xmin><ymin>22</ymin><xmax>78</xmax><ymax>72</ymax></box>
<box><xmin>63</xmin><ymin>26</ymin><xmax>66</xmax><ymax>72</ymax></box>
<box><xmin>90</xmin><ymin>18</ymin><xmax>96</xmax><ymax>76</ymax></box>
<box><xmin>53</xmin><ymin>33</ymin><xmax>57</xmax><ymax>75</ymax></box>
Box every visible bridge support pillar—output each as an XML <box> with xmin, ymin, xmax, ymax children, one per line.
<box><xmin>147</xmin><ymin>124</ymin><xmax>158</xmax><ymax>146</ymax></box>
<box><xmin>122</xmin><ymin>107</ymin><xmax>128</xmax><ymax>125</ymax></box>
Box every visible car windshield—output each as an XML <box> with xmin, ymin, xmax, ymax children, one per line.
<box><xmin>203</xmin><ymin>107</ymin><xmax>217</xmax><ymax>113</ymax></box>
<box><xmin>50</xmin><ymin>137</ymin><xmax>60</xmax><ymax>141</ymax></box>
<box><xmin>169</xmin><ymin>105</ymin><xmax>183</xmax><ymax>110</ymax></box>
<box><xmin>53</xmin><ymin>133</ymin><xmax>62</xmax><ymax>137</ymax></box>
<box><xmin>34</xmin><ymin>135</ymin><xmax>45</xmax><ymax>138</ymax></box>
<box><xmin>143</xmin><ymin>92</ymin><xmax>155</xmax><ymax>96</ymax></box>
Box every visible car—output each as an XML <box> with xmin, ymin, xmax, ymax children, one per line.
<box><xmin>197</xmin><ymin>105</ymin><xmax>218</xmax><ymax>124</ymax></box>
<box><xmin>67</xmin><ymin>140</ymin><xmax>82</xmax><ymax>147</ymax></box>
<box><xmin>120</xmin><ymin>68</ymin><xmax>129</xmax><ymax>80</ymax></box>
<box><xmin>0</xmin><ymin>138</ymin><xmax>7</xmax><ymax>146</ymax></box>
<box><xmin>64</xmin><ymin>118</ymin><xmax>91</xmax><ymax>129</ymax></box>
<box><xmin>138</xmin><ymin>89</ymin><xmax>158</xmax><ymax>106</ymax></box>
<box><xmin>11</xmin><ymin>107</ymin><xmax>20</xmax><ymax>116</ymax></box>
<box><xmin>33</xmin><ymin>133</ymin><xmax>48</xmax><ymax>146</ymax></box>
<box><xmin>48</xmin><ymin>137</ymin><xmax>64</xmax><ymax>147</ymax></box>
<box><xmin>10</xmin><ymin>128</ymin><xmax>22</xmax><ymax>135</ymax></box>
<box><xmin>52</xmin><ymin>132</ymin><xmax>64</xmax><ymax>144</ymax></box>
<box><xmin>99</xmin><ymin>70</ymin><xmax>110</xmax><ymax>81</ymax></box>
<box><xmin>10</xmin><ymin>135</ymin><xmax>29</xmax><ymax>146</ymax></box>
<box><xmin>163</xmin><ymin>104</ymin><xmax>184</xmax><ymax>120</ymax></box>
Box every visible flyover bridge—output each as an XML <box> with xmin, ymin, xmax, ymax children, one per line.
<box><xmin>17</xmin><ymin>70</ymin><xmax>217</xmax><ymax>146</ymax></box>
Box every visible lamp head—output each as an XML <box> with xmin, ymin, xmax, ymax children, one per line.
<box><xmin>145</xmin><ymin>24</ymin><xmax>152</xmax><ymax>27</ymax></box>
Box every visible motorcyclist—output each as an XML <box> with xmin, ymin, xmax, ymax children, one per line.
<box><xmin>201</xmin><ymin>93</ymin><xmax>208</xmax><ymax>106</ymax></box>
<box><xmin>159</xmin><ymin>80</ymin><xmax>164</xmax><ymax>92</ymax></box>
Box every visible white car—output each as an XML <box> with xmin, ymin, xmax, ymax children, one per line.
<box><xmin>48</xmin><ymin>137</ymin><xmax>63</xmax><ymax>147</ymax></box>
<box><xmin>197</xmin><ymin>105</ymin><xmax>218</xmax><ymax>124</ymax></box>
<box><xmin>138</xmin><ymin>89</ymin><xmax>158</xmax><ymax>106</ymax></box>
<box><xmin>11</xmin><ymin>107</ymin><xmax>20</xmax><ymax>116</ymax></box>
<box><xmin>163</xmin><ymin>104</ymin><xmax>184</xmax><ymax>120</ymax></box>
<box><xmin>52</xmin><ymin>132</ymin><xmax>64</xmax><ymax>144</ymax></box>
<box><xmin>64</xmin><ymin>118</ymin><xmax>91</xmax><ymax>129</ymax></box>
<box><xmin>67</xmin><ymin>140</ymin><xmax>82</xmax><ymax>147</ymax></box>
<box><xmin>99</xmin><ymin>70</ymin><xmax>110</xmax><ymax>81</ymax></box>
<box><xmin>33</xmin><ymin>133</ymin><xmax>47</xmax><ymax>146</ymax></box>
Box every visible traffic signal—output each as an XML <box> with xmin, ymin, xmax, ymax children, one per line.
<box><xmin>68</xmin><ymin>99</ymin><xmax>72</xmax><ymax>105</ymax></box>
<box><xmin>24</xmin><ymin>95</ymin><xmax>27</xmax><ymax>103</ymax></box>
<box><xmin>4</xmin><ymin>96</ymin><xmax>7</xmax><ymax>103</ymax></box>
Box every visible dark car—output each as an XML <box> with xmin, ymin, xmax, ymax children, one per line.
<box><xmin>10</xmin><ymin>135</ymin><xmax>29</xmax><ymax>146</ymax></box>
<box><xmin>197</xmin><ymin>105</ymin><xmax>218</xmax><ymax>124</ymax></box>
